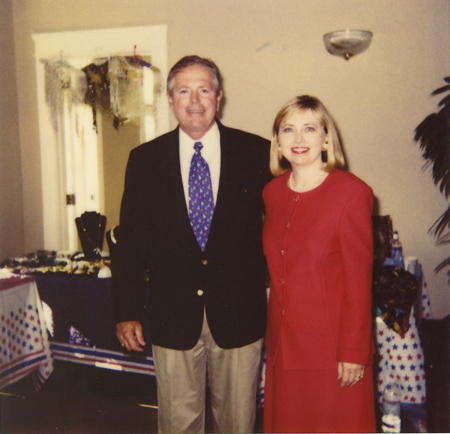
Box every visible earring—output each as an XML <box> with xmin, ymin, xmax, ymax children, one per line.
<box><xmin>321</xmin><ymin>142</ymin><xmax>328</xmax><ymax>166</ymax></box>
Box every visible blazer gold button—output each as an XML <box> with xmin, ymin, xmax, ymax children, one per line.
<box><xmin>202</xmin><ymin>259</ymin><xmax>208</xmax><ymax>265</ymax></box>
<box><xmin>281</xmin><ymin>250</ymin><xmax>284</xmax><ymax>256</ymax></box>
<box><xmin>281</xmin><ymin>309</ymin><xmax>285</xmax><ymax>316</ymax></box>
<box><xmin>197</xmin><ymin>289</ymin><xmax>204</xmax><ymax>296</ymax></box>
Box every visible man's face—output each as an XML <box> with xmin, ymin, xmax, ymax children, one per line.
<box><xmin>168</xmin><ymin>64</ymin><xmax>223</xmax><ymax>140</ymax></box>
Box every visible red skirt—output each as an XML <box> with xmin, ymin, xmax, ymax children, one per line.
<box><xmin>263</xmin><ymin>349</ymin><xmax>376</xmax><ymax>433</ymax></box>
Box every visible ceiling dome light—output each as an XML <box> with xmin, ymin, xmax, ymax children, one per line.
<box><xmin>323</xmin><ymin>29</ymin><xmax>373</xmax><ymax>61</ymax></box>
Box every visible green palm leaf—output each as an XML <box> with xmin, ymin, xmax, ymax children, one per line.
<box><xmin>414</xmin><ymin>77</ymin><xmax>450</xmax><ymax>274</ymax></box>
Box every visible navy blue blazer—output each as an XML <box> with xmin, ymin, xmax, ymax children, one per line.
<box><xmin>112</xmin><ymin>121</ymin><xmax>271</xmax><ymax>350</ymax></box>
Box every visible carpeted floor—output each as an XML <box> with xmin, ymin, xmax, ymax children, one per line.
<box><xmin>1</xmin><ymin>362</ymin><xmax>159</xmax><ymax>434</ymax></box>
<box><xmin>1</xmin><ymin>361</ymin><xmax>264</xmax><ymax>433</ymax></box>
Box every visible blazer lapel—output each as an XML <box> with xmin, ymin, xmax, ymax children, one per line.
<box><xmin>204</xmin><ymin>123</ymin><xmax>240</xmax><ymax>252</ymax></box>
<box><xmin>214</xmin><ymin>124</ymin><xmax>236</xmax><ymax>215</ymax></box>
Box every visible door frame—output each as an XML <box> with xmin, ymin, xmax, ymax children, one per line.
<box><xmin>32</xmin><ymin>25</ymin><xmax>168</xmax><ymax>251</ymax></box>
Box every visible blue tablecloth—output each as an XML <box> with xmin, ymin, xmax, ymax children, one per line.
<box><xmin>35</xmin><ymin>275</ymin><xmax>154</xmax><ymax>375</ymax></box>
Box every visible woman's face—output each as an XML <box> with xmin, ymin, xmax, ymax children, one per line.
<box><xmin>277</xmin><ymin>109</ymin><xmax>328</xmax><ymax>169</ymax></box>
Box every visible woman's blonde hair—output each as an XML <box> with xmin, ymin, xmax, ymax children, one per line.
<box><xmin>269</xmin><ymin>95</ymin><xmax>345</xmax><ymax>176</ymax></box>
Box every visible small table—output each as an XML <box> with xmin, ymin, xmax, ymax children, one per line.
<box><xmin>0</xmin><ymin>277</ymin><xmax>54</xmax><ymax>390</ymax></box>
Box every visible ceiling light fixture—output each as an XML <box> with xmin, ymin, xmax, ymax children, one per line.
<box><xmin>323</xmin><ymin>29</ymin><xmax>373</xmax><ymax>61</ymax></box>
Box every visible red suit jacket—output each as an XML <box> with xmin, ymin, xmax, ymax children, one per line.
<box><xmin>263</xmin><ymin>170</ymin><xmax>374</xmax><ymax>369</ymax></box>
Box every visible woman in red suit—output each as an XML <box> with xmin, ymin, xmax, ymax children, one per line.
<box><xmin>263</xmin><ymin>95</ymin><xmax>376</xmax><ymax>433</ymax></box>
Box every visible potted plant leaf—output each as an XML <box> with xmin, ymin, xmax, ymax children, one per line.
<box><xmin>414</xmin><ymin>77</ymin><xmax>450</xmax><ymax>279</ymax></box>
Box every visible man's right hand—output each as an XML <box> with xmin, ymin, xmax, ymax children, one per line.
<box><xmin>116</xmin><ymin>321</ymin><xmax>146</xmax><ymax>352</ymax></box>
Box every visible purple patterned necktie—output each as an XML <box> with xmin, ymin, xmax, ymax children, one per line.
<box><xmin>189</xmin><ymin>142</ymin><xmax>215</xmax><ymax>251</ymax></box>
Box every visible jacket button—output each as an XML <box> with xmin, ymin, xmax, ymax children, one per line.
<box><xmin>197</xmin><ymin>289</ymin><xmax>204</xmax><ymax>296</ymax></box>
<box><xmin>286</xmin><ymin>222</ymin><xmax>290</xmax><ymax>228</ymax></box>
<box><xmin>279</xmin><ymin>279</ymin><xmax>284</xmax><ymax>285</ymax></box>
<box><xmin>202</xmin><ymin>259</ymin><xmax>208</xmax><ymax>265</ymax></box>
<box><xmin>293</xmin><ymin>195</ymin><xmax>300</xmax><ymax>201</ymax></box>
<box><xmin>281</xmin><ymin>250</ymin><xmax>284</xmax><ymax>256</ymax></box>
<box><xmin>281</xmin><ymin>309</ymin><xmax>285</xmax><ymax>316</ymax></box>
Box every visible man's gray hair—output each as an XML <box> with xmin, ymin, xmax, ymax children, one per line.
<box><xmin>166</xmin><ymin>55</ymin><xmax>222</xmax><ymax>96</ymax></box>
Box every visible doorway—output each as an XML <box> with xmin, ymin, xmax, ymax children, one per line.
<box><xmin>32</xmin><ymin>25</ymin><xmax>168</xmax><ymax>252</ymax></box>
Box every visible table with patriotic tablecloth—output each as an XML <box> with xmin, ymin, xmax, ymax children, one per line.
<box><xmin>375</xmin><ymin>267</ymin><xmax>432</xmax><ymax>432</ymax></box>
<box><xmin>0</xmin><ymin>276</ymin><xmax>54</xmax><ymax>390</ymax></box>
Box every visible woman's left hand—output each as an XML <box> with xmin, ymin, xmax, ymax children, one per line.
<box><xmin>337</xmin><ymin>361</ymin><xmax>365</xmax><ymax>389</ymax></box>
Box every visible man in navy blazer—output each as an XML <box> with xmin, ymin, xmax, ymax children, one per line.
<box><xmin>112</xmin><ymin>56</ymin><xmax>270</xmax><ymax>433</ymax></box>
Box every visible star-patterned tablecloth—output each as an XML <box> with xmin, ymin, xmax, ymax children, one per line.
<box><xmin>375</xmin><ymin>275</ymin><xmax>432</xmax><ymax>405</ymax></box>
<box><xmin>0</xmin><ymin>276</ymin><xmax>54</xmax><ymax>390</ymax></box>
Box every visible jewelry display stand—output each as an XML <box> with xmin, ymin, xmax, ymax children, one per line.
<box><xmin>75</xmin><ymin>211</ymin><xmax>107</xmax><ymax>260</ymax></box>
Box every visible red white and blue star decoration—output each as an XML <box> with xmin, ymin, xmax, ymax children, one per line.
<box><xmin>0</xmin><ymin>278</ymin><xmax>54</xmax><ymax>390</ymax></box>
<box><xmin>375</xmin><ymin>277</ymin><xmax>431</xmax><ymax>405</ymax></box>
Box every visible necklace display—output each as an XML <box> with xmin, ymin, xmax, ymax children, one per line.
<box><xmin>79</xmin><ymin>214</ymin><xmax>103</xmax><ymax>256</ymax></box>
<box><xmin>288</xmin><ymin>171</ymin><xmax>324</xmax><ymax>193</ymax></box>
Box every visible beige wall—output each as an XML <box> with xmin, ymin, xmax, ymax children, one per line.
<box><xmin>0</xmin><ymin>0</ymin><xmax>24</xmax><ymax>260</ymax></box>
<box><xmin>5</xmin><ymin>0</ymin><xmax>450</xmax><ymax>318</ymax></box>
<box><xmin>101</xmin><ymin>116</ymin><xmax>141</xmax><ymax>238</ymax></box>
